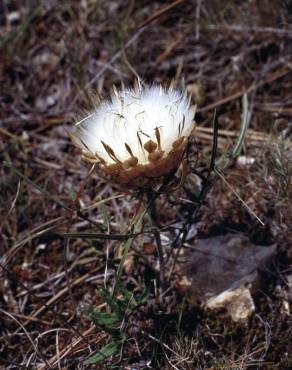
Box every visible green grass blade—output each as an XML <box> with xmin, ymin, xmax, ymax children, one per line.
<box><xmin>230</xmin><ymin>94</ymin><xmax>250</xmax><ymax>159</ymax></box>
<box><xmin>100</xmin><ymin>201</ymin><xmax>111</xmax><ymax>230</ymax></box>
<box><xmin>112</xmin><ymin>207</ymin><xmax>148</xmax><ymax>296</ymax></box>
<box><xmin>4</xmin><ymin>161</ymin><xmax>70</xmax><ymax>211</ymax></box>
<box><xmin>84</xmin><ymin>340</ymin><xmax>122</xmax><ymax>365</ymax></box>
<box><xmin>64</xmin><ymin>232</ymin><xmax>138</xmax><ymax>241</ymax></box>
<box><xmin>216</xmin><ymin>94</ymin><xmax>250</xmax><ymax>172</ymax></box>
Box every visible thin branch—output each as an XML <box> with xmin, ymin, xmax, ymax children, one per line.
<box><xmin>214</xmin><ymin>168</ymin><xmax>264</xmax><ymax>226</ymax></box>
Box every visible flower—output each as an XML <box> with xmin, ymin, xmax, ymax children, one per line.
<box><xmin>72</xmin><ymin>82</ymin><xmax>196</xmax><ymax>188</ymax></box>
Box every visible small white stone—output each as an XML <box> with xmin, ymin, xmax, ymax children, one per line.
<box><xmin>7</xmin><ymin>11</ymin><xmax>21</xmax><ymax>23</ymax></box>
<box><xmin>237</xmin><ymin>155</ymin><xmax>255</xmax><ymax>166</ymax></box>
<box><xmin>206</xmin><ymin>277</ymin><xmax>256</xmax><ymax>322</ymax></box>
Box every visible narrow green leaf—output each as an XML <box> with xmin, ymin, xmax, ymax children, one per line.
<box><xmin>100</xmin><ymin>288</ymin><xmax>127</xmax><ymax>317</ymax></box>
<box><xmin>216</xmin><ymin>94</ymin><xmax>250</xmax><ymax>172</ymax></box>
<box><xmin>136</xmin><ymin>289</ymin><xmax>149</xmax><ymax>305</ymax></box>
<box><xmin>84</xmin><ymin>341</ymin><xmax>121</xmax><ymax>365</ymax></box>
<box><xmin>100</xmin><ymin>201</ymin><xmax>110</xmax><ymax>230</ymax></box>
<box><xmin>231</xmin><ymin>94</ymin><xmax>250</xmax><ymax>159</ymax></box>
<box><xmin>116</xmin><ymin>283</ymin><xmax>136</xmax><ymax>305</ymax></box>
<box><xmin>4</xmin><ymin>161</ymin><xmax>70</xmax><ymax>211</ymax></box>
<box><xmin>63</xmin><ymin>232</ymin><xmax>138</xmax><ymax>241</ymax></box>
<box><xmin>89</xmin><ymin>312</ymin><xmax>120</xmax><ymax>328</ymax></box>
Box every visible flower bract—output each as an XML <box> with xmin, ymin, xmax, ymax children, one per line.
<box><xmin>72</xmin><ymin>83</ymin><xmax>196</xmax><ymax>188</ymax></box>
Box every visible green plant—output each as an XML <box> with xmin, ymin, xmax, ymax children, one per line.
<box><xmin>84</xmin><ymin>284</ymin><xmax>148</xmax><ymax>366</ymax></box>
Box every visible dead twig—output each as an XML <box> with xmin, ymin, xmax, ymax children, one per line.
<box><xmin>137</xmin><ymin>0</ymin><xmax>186</xmax><ymax>29</ymax></box>
<box><xmin>197</xmin><ymin>63</ymin><xmax>291</xmax><ymax>113</ymax></box>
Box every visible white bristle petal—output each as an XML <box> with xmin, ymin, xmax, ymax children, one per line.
<box><xmin>75</xmin><ymin>84</ymin><xmax>194</xmax><ymax>166</ymax></box>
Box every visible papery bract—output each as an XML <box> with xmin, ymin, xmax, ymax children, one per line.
<box><xmin>72</xmin><ymin>83</ymin><xmax>196</xmax><ymax>188</ymax></box>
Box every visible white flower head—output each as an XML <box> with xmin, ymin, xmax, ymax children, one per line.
<box><xmin>72</xmin><ymin>82</ymin><xmax>196</xmax><ymax>188</ymax></box>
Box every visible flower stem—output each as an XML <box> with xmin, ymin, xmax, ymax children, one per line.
<box><xmin>154</xmin><ymin>229</ymin><xmax>166</xmax><ymax>290</ymax></box>
<box><xmin>146</xmin><ymin>190</ymin><xmax>166</xmax><ymax>291</ymax></box>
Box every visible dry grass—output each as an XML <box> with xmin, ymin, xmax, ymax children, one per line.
<box><xmin>1</xmin><ymin>1</ymin><xmax>292</xmax><ymax>369</ymax></box>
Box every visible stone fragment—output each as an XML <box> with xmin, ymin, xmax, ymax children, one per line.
<box><xmin>178</xmin><ymin>233</ymin><xmax>276</xmax><ymax>322</ymax></box>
